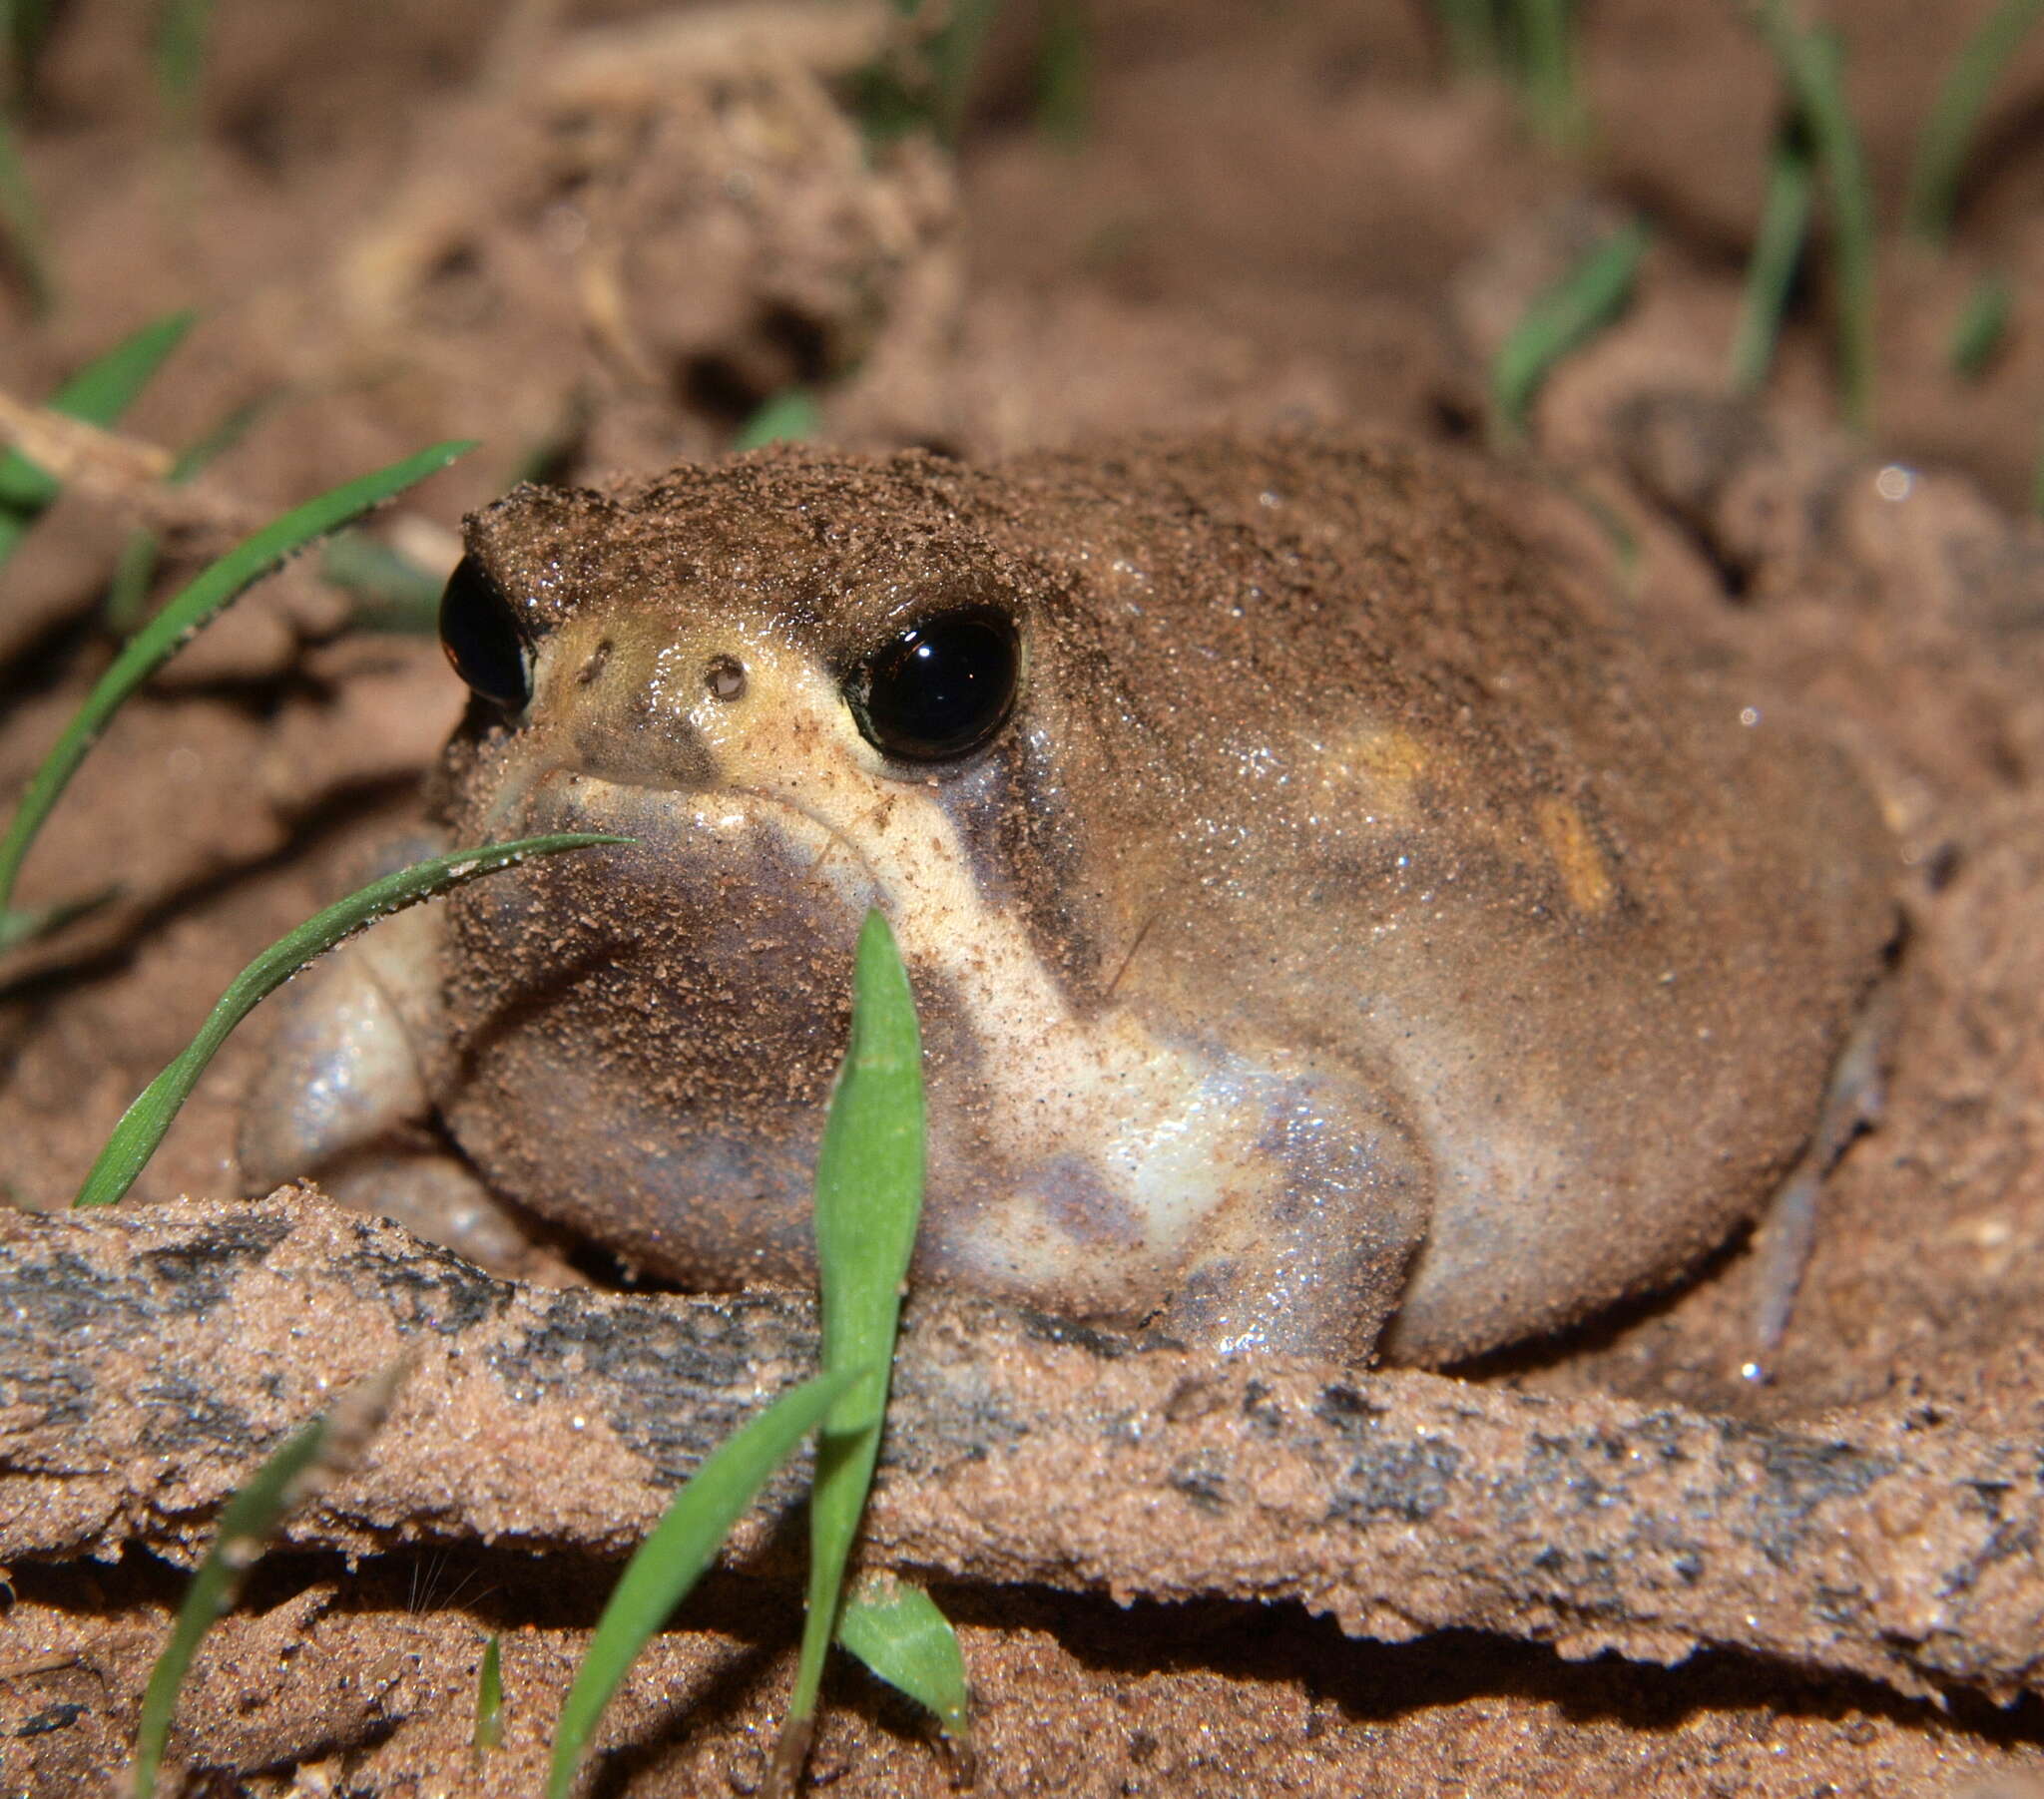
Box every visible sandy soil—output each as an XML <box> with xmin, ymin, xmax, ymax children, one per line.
<box><xmin>1</xmin><ymin>1</ymin><xmax>2043</xmax><ymax>1793</ymax></box>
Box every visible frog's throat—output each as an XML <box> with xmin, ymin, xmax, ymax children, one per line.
<box><xmin>491</xmin><ymin>744</ymin><xmax>1308</xmax><ymax>1309</ymax></box>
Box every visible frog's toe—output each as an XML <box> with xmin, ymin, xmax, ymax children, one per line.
<box><xmin>319</xmin><ymin>1147</ymin><xmax>584</xmax><ymax>1284</ymax></box>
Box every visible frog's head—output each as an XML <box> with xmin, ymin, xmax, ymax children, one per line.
<box><xmin>427</xmin><ymin>448</ymin><xmax>1159</xmax><ymax>1293</ymax></box>
<box><xmin>436</xmin><ymin>448</ymin><xmax>1123</xmax><ymax>980</ymax></box>
<box><xmin>446</xmin><ymin>451</ymin><xmax>1039</xmax><ymax>800</ymax></box>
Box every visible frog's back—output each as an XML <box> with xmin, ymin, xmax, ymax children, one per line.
<box><xmin>975</xmin><ymin>436</ymin><xmax>1894</xmax><ymax>1362</ymax></box>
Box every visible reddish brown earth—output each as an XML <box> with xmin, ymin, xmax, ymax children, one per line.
<box><xmin>2</xmin><ymin>2</ymin><xmax>2043</xmax><ymax>1794</ymax></box>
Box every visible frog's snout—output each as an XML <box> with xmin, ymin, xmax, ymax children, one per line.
<box><xmin>533</xmin><ymin>624</ymin><xmax>762</xmax><ymax>793</ymax></box>
<box><xmin>554</xmin><ymin>682</ymin><xmax>721</xmax><ymax>791</ymax></box>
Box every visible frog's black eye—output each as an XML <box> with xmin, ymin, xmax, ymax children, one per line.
<box><xmin>846</xmin><ymin>607</ymin><xmax>1020</xmax><ymax>762</ymax></box>
<box><xmin>438</xmin><ymin>557</ymin><xmax>532</xmax><ymax>709</ymax></box>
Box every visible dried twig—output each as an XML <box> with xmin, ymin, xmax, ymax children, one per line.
<box><xmin>2</xmin><ymin>1192</ymin><xmax>2039</xmax><ymax>1706</ymax></box>
<box><xmin>0</xmin><ymin>388</ymin><xmax>259</xmax><ymax>547</ymax></box>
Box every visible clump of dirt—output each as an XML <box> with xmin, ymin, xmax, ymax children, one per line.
<box><xmin>1</xmin><ymin>2</ymin><xmax>2043</xmax><ymax>1795</ymax></box>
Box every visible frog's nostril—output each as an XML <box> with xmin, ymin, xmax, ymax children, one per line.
<box><xmin>576</xmin><ymin>640</ymin><xmax>613</xmax><ymax>686</ymax></box>
<box><xmin>705</xmin><ymin>655</ymin><xmax>747</xmax><ymax>701</ymax></box>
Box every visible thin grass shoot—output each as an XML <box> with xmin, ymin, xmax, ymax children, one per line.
<box><xmin>130</xmin><ymin>1364</ymin><xmax>407</xmax><ymax>1799</ymax></box>
<box><xmin>0</xmin><ymin>104</ymin><xmax>50</xmax><ymax>312</ymax></box>
<box><xmin>1728</xmin><ymin>121</ymin><xmax>1814</xmax><ymax>393</ymax></box>
<box><xmin>1514</xmin><ymin>0</ymin><xmax>1587</xmax><ymax>148</ymax></box>
<box><xmin>1947</xmin><ymin>271</ymin><xmax>2012</xmax><ymax>381</ymax></box>
<box><xmin>928</xmin><ymin>0</ymin><xmax>1001</xmax><ymax>146</ymax></box>
<box><xmin>320</xmin><ymin>530</ymin><xmax>447</xmax><ymax>632</ymax></box>
<box><xmin>1752</xmin><ymin>5</ymin><xmax>1876</xmax><ymax>433</ymax></box>
<box><xmin>73</xmin><ymin>832</ymin><xmax>626</xmax><ymax>1208</ymax></box>
<box><xmin>1542</xmin><ymin>467</ymin><xmax>1641</xmax><ymax>592</ymax></box>
<box><xmin>0</xmin><ymin>883</ymin><xmax>118</xmax><ymax>954</ymax></box>
<box><xmin>837</xmin><ymin>1574</ymin><xmax>971</xmax><ymax>1752</ymax></box>
<box><xmin>3</xmin><ymin>0</ymin><xmax>61</xmax><ymax>103</ymax></box>
<box><xmin>1432</xmin><ymin>0</ymin><xmax>1502</xmax><ymax>76</ymax></box>
<box><xmin>152</xmin><ymin>0</ymin><xmax>212</xmax><ymax>127</ymax></box>
<box><xmin>733</xmin><ymin>388</ymin><xmax>821</xmax><ymax>453</ymax></box>
<box><xmin>545</xmin><ymin>1366</ymin><xmax>860</xmax><ymax>1799</ymax></box>
<box><xmin>104</xmin><ymin>389</ymin><xmax>275</xmax><ymax>633</ymax></box>
<box><xmin>474</xmin><ymin>1633</ymin><xmax>505</xmax><ymax>1751</ymax></box>
<box><xmin>857</xmin><ymin>0</ymin><xmax>1002</xmax><ymax>149</ymax></box>
<box><xmin>1904</xmin><ymin>0</ymin><xmax>2042</xmax><ymax>244</ymax></box>
<box><xmin>772</xmin><ymin>909</ymin><xmax>926</xmax><ymax>1792</ymax></box>
<box><xmin>1035</xmin><ymin>0</ymin><xmax>1092</xmax><ymax>147</ymax></box>
<box><xmin>0</xmin><ymin>438</ymin><xmax>473</xmax><ymax>934</ymax></box>
<box><xmin>1488</xmin><ymin>218</ymin><xmax>1649</xmax><ymax>446</ymax></box>
<box><xmin>0</xmin><ymin>310</ymin><xmax>194</xmax><ymax>569</ymax></box>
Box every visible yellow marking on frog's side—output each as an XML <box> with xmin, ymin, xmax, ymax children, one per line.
<box><xmin>1533</xmin><ymin>795</ymin><xmax>1616</xmax><ymax>915</ymax></box>
<box><xmin>1316</xmin><ymin>720</ymin><xmax>1431</xmax><ymax>821</ymax></box>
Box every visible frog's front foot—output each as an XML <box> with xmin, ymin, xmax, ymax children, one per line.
<box><xmin>1155</xmin><ymin>1065</ymin><xmax>1433</xmax><ymax>1366</ymax></box>
<box><xmin>237</xmin><ymin>858</ymin><xmax>572</xmax><ymax>1277</ymax></box>
<box><xmin>238</xmin><ymin>894</ymin><xmax>448</xmax><ymax>1189</ymax></box>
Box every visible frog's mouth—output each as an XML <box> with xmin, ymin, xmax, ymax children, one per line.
<box><xmin>702</xmin><ymin>785</ymin><xmax>880</xmax><ymax>885</ymax></box>
<box><xmin>500</xmin><ymin>760</ymin><xmax>890</xmax><ymax>909</ymax></box>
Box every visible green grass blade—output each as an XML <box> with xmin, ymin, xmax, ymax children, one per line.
<box><xmin>931</xmin><ymin>0</ymin><xmax>1002</xmax><ymax>146</ymax></box>
<box><xmin>73</xmin><ymin>832</ymin><xmax>625</xmax><ymax>1209</ymax></box>
<box><xmin>1433</xmin><ymin>0</ymin><xmax>1502</xmax><ymax>75</ymax></box>
<box><xmin>1514</xmin><ymin>0</ymin><xmax>1587</xmax><ymax>147</ymax></box>
<box><xmin>1540</xmin><ymin>466</ymin><xmax>1640</xmax><ymax>591</ymax></box>
<box><xmin>474</xmin><ymin>1633</ymin><xmax>505</xmax><ymax>1751</ymax></box>
<box><xmin>0</xmin><ymin>104</ymin><xmax>51</xmax><ymax>314</ymax></box>
<box><xmin>732</xmin><ymin>387</ymin><xmax>821</xmax><ymax>453</ymax></box>
<box><xmin>104</xmin><ymin>390</ymin><xmax>277</xmax><ymax>632</ymax></box>
<box><xmin>546</xmin><ymin>1366</ymin><xmax>861</xmax><ymax>1799</ymax></box>
<box><xmin>0</xmin><ymin>310</ymin><xmax>195</xmax><ymax>573</ymax></box>
<box><xmin>1729</xmin><ymin>121</ymin><xmax>1815</xmax><ymax>393</ymax></box>
<box><xmin>1035</xmin><ymin>0</ymin><xmax>1091</xmax><ymax>147</ymax></box>
<box><xmin>166</xmin><ymin>390</ymin><xmax>270</xmax><ymax>485</ymax></box>
<box><xmin>102</xmin><ymin>530</ymin><xmax>165</xmax><ymax>639</ymax></box>
<box><xmin>1489</xmin><ymin>218</ymin><xmax>1649</xmax><ymax>446</ymax></box>
<box><xmin>851</xmin><ymin>62</ymin><xmax>928</xmax><ymax>149</ymax></box>
<box><xmin>4</xmin><ymin>0</ymin><xmax>60</xmax><ymax>102</ymax></box>
<box><xmin>837</xmin><ymin>1575</ymin><xmax>969</xmax><ymax>1743</ymax></box>
<box><xmin>132</xmin><ymin>1416</ymin><xmax>334</xmax><ymax>1797</ymax></box>
<box><xmin>0</xmin><ymin>311</ymin><xmax>194</xmax><ymax>513</ymax></box>
<box><xmin>813</xmin><ymin>911</ymin><xmax>925</xmax><ymax>1439</ymax></box>
<box><xmin>131</xmin><ymin>1365</ymin><xmax>405</xmax><ymax>1799</ymax></box>
<box><xmin>1752</xmin><ymin>6</ymin><xmax>1876</xmax><ymax>433</ymax></box>
<box><xmin>0</xmin><ymin>881</ymin><xmax>119</xmax><ymax>952</ymax></box>
<box><xmin>1947</xmin><ymin>269</ymin><xmax>2013</xmax><ymax>381</ymax></box>
<box><xmin>853</xmin><ymin>0</ymin><xmax>1001</xmax><ymax>149</ymax></box>
<box><xmin>153</xmin><ymin>0</ymin><xmax>212</xmax><ymax>125</ymax></box>
<box><xmin>1905</xmin><ymin>0</ymin><xmax>2042</xmax><ymax>244</ymax></box>
<box><xmin>0</xmin><ymin>438</ymin><xmax>474</xmax><ymax>916</ymax></box>
<box><xmin>776</xmin><ymin>909</ymin><xmax>926</xmax><ymax>1784</ymax></box>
